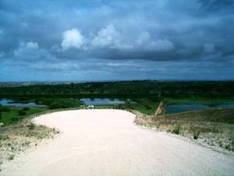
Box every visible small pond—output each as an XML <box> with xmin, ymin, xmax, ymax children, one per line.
<box><xmin>0</xmin><ymin>98</ymin><xmax>47</xmax><ymax>108</ymax></box>
<box><xmin>80</xmin><ymin>98</ymin><xmax>125</xmax><ymax>105</ymax></box>
<box><xmin>166</xmin><ymin>103</ymin><xmax>234</xmax><ymax>114</ymax></box>
<box><xmin>216</xmin><ymin>103</ymin><xmax>234</xmax><ymax>109</ymax></box>
<box><xmin>166</xmin><ymin>104</ymin><xmax>208</xmax><ymax>114</ymax></box>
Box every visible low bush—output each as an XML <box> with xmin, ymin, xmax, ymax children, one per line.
<box><xmin>193</xmin><ymin>130</ymin><xmax>200</xmax><ymax>140</ymax></box>
<box><xmin>8</xmin><ymin>154</ymin><xmax>14</xmax><ymax>160</ymax></box>
<box><xmin>23</xmin><ymin>107</ymin><xmax>30</xmax><ymax>111</ymax></box>
<box><xmin>18</xmin><ymin>110</ymin><xmax>26</xmax><ymax>116</ymax></box>
<box><xmin>144</xmin><ymin>104</ymin><xmax>152</xmax><ymax>110</ymax></box>
<box><xmin>172</xmin><ymin>125</ymin><xmax>181</xmax><ymax>135</ymax></box>
<box><xmin>11</xmin><ymin>116</ymin><xmax>20</xmax><ymax>122</ymax></box>
<box><xmin>27</xmin><ymin>123</ymin><xmax>35</xmax><ymax>130</ymax></box>
<box><xmin>0</xmin><ymin>105</ymin><xmax>10</xmax><ymax>112</ymax></box>
<box><xmin>46</xmin><ymin>99</ymin><xmax>81</xmax><ymax>109</ymax></box>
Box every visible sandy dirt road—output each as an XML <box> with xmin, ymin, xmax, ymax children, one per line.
<box><xmin>1</xmin><ymin>109</ymin><xmax>234</xmax><ymax>176</ymax></box>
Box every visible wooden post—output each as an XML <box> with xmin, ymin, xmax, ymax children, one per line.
<box><xmin>155</xmin><ymin>101</ymin><xmax>165</xmax><ymax>118</ymax></box>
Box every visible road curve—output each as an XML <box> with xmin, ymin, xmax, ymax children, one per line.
<box><xmin>2</xmin><ymin>109</ymin><xmax>234</xmax><ymax>176</ymax></box>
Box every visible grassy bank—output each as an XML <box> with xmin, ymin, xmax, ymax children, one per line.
<box><xmin>0</xmin><ymin>106</ymin><xmax>60</xmax><ymax>171</ymax></box>
<box><xmin>0</xmin><ymin>107</ymin><xmax>48</xmax><ymax>125</ymax></box>
<box><xmin>134</xmin><ymin>108</ymin><xmax>234</xmax><ymax>152</ymax></box>
<box><xmin>0</xmin><ymin>119</ymin><xmax>58</xmax><ymax>171</ymax></box>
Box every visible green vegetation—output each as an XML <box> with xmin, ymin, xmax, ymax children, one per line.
<box><xmin>0</xmin><ymin>98</ymin><xmax>82</xmax><ymax>126</ymax></box>
<box><xmin>1</xmin><ymin>81</ymin><xmax>234</xmax><ymax>100</ymax></box>
<box><xmin>0</xmin><ymin>80</ymin><xmax>234</xmax><ymax>127</ymax></box>
<box><xmin>1</xmin><ymin>80</ymin><xmax>233</xmax><ymax>116</ymax></box>
<box><xmin>39</xmin><ymin>98</ymin><xmax>81</xmax><ymax>109</ymax></box>
<box><xmin>0</xmin><ymin>81</ymin><xmax>234</xmax><ymax>152</ymax></box>
<box><xmin>124</xmin><ymin>98</ymin><xmax>159</xmax><ymax>115</ymax></box>
<box><xmin>0</xmin><ymin>106</ymin><xmax>47</xmax><ymax>125</ymax></box>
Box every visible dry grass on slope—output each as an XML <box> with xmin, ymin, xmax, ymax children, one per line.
<box><xmin>134</xmin><ymin>109</ymin><xmax>234</xmax><ymax>152</ymax></box>
<box><xmin>0</xmin><ymin>119</ymin><xmax>58</xmax><ymax>171</ymax></box>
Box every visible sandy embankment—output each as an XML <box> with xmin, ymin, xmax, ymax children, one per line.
<box><xmin>1</xmin><ymin>109</ymin><xmax>234</xmax><ymax>176</ymax></box>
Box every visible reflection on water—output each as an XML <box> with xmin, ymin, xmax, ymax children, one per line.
<box><xmin>216</xmin><ymin>103</ymin><xmax>234</xmax><ymax>109</ymax></box>
<box><xmin>80</xmin><ymin>98</ymin><xmax>125</xmax><ymax>105</ymax></box>
<box><xmin>0</xmin><ymin>98</ymin><xmax>46</xmax><ymax>108</ymax></box>
<box><xmin>166</xmin><ymin>104</ymin><xmax>208</xmax><ymax>114</ymax></box>
<box><xmin>166</xmin><ymin>103</ymin><xmax>234</xmax><ymax>114</ymax></box>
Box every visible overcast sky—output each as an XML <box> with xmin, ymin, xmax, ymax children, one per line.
<box><xmin>0</xmin><ymin>0</ymin><xmax>234</xmax><ymax>81</ymax></box>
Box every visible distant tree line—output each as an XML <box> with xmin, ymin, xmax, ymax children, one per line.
<box><xmin>0</xmin><ymin>81</ymin><xmax>234</xmax><ymax>100</ymax></box>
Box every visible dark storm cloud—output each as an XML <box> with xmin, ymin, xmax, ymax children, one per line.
<box><xmin>0</xmin><ymin>0</ymin><xmax>234</xmax><ymax>81</ymax></box>
<box><xmin>199</xmin><ymin>0</ymin><xmax>234</xmax><ymax>11</ymax></box>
